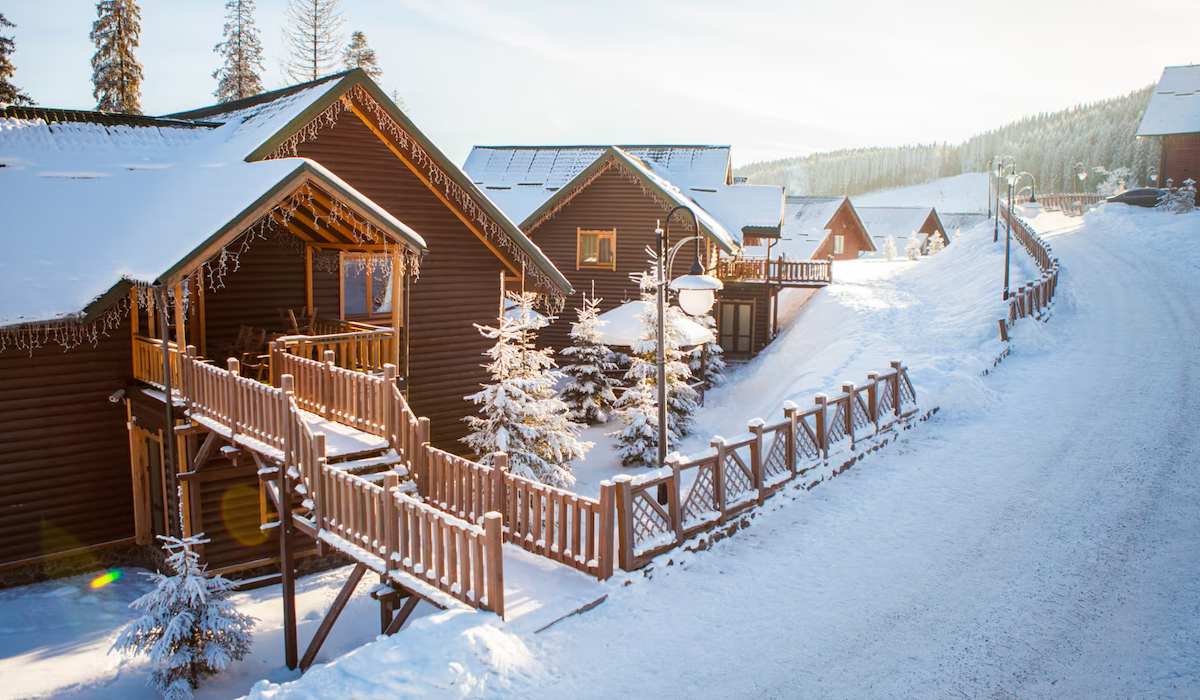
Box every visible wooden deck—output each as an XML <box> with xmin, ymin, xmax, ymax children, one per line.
<box><xmin>717</xmin><ymin>256</ymin><xmax>832</xmax><ymax>287</ymax></box>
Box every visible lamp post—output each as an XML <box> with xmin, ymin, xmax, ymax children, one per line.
<box><xmin>1003</xmin><ymin>170</ymin><xmax>1035</xmax><ymax>300</ymax></box>
<box><xmin>654</xmin><ymin>206</ymin><xmax>723</xmax><ymax>468</ymax></box>
<box><xmin>993</xmin><ymin>156</ymin><xmax>1010</xmax><ymax>242</ymax></box>
<box><xmin>1074</xmin><ymin>162</ymin><xmax>1087</xmax><ymax>194</ymax></box>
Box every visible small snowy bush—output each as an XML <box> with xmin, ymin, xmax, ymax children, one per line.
<box><xmin>927</xmin><ymin>232</ymin><xmax>945</xmax><ymax>255</ymax></box>
<box><xmin>1157</xmin><ymin>179</ymin><xmax>1196</xmax><ymax>214</ymax></box>
<box><xmin>111</xmin><ymin>535</ymin><xmax>254</xmax><ymax>700</ymax></box>
<box><xmin>883</xmin><ymin>235</ymin><xmax>897</xmax><ymax>261</ymax></box>
<box><xmin>689</xmin><ymin>312</ymin><xmax>726</xmax><ymax>387</ymax></box>
<box><xmin>904</xmin><ymin>234</ymin><xmax>923</xmax><ymax>260</ymax></box>
<box><xmin>561</xmin><ymin>294</ymin><xmax>619</xmax><ymax>424</ymax></box>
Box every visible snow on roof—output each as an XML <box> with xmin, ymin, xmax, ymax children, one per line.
<box><xmin>1137</xmin><ymin>65</ymin><xmax>1200</xmax><ymax>136</ymax></box>
<box><xmin>741</xmin><ymin>196</ymin><xmax>844</xmax><ymax>259</ymax></box>
<box><xmin>0</xmin><ymin>110</ymin><xmax>425</xmax><ymax>328</ymax></box>
<box><xmin>619</xmin><ymin>150</ymin><xmax>738</xmax><ymax>252</ymax></box>
<box><xmin>854</xmin><ymin>205</ymin><xmax>935</xmax><ymax>249</ymax></box>
<box><xmin>595</xmin><ymin>300</ymin><xmax>713</xmax><ymax>348</ymax></box>
<box><xmin>686</xmin><ymin>183</ymin><xmax>785</xmax><ymax>238</ymax></box>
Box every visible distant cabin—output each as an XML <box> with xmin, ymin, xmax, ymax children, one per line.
<box><xmin>1137</xmin><ymin>64</ymin><xmax>1200</xmax><ymax>186</ymax></box>
<box><xmin>746</xmin><ymin>196</ymin><xmax>875</xmax><ymax>262</ymax></box>
<box><xmin>855</xmin><ymin>205</ymin><xmax>949</xmax><ymax>255</ymax></box>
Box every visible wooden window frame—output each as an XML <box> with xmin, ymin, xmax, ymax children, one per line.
<box><xmin>576</xmin><ymin>227</ymin><xmax>617</xmax><ymax>271</ymax></box>
<box><xmin>718</xmin><ymin>299</ymin><xmax>755</xmax><ymax>356</ymax></box>
<box><xmin>339</xmin><ymin>251</ymin><xmax>394</xmax><ymax>321</ymax></box>
<box><xmin>833</xmin><ymin>234</ymin><xmax>845</xmax><ymax>255</ymax></box>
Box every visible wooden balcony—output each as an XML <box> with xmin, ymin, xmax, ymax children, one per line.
<box><xmin>716</xmin><ymin>256</ymin><xmax>832</xmax><ymax>287</ymax></box>
<box><xmin>131</xmin><ymin>334</ymin><xmax>182</xmax><ymax>389</ymax></box>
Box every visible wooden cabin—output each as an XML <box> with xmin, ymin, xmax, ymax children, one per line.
<box><xmin>0</xmin><ymin>71</ymin><xmax>570</xmax><ymax>581</ymax></box>
<box><xmin>855</xmin><ymin>205</ymin><xmax>950</xmax><ymax>255</ymax></box>
<box><xmin>0</xmin><ymin>105</ymin><xmax>427</xmax><ymax>579</ymax></box>
<box><xmin>463</xmin><ymin>144</ymin><xmax>815</xmax><ymax>358</ymax></box>
<box><xmin>1137</xmin><ymin>64</ymin><xmax>1200</xmax><ymax>187</ymax></box>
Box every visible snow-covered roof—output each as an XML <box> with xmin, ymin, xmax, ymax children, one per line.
<box><xmin>1137</xmin><ymin>64</ymin><xmax>1200</xmax><ymax>137</ymax></box>
<box><xmin>854</xmin><ymin>205</ymin><xmax>936</xmax><ymax>250</ymax></box>
<box><xmin>464</xmin><ymin>144</ymin><xmax>778</xmax><ymax>248</ymax></box>
<box><xmin>0</xmin><ymin>107</ymin><xmax>426</xmax><ymax>328</ymax></box>
<box><xmin>595</xmin><ymin>300</ymin><xmax>713</xmax><ymax>348</ymax></box>
<box><xmin>741</xmin><ymin>196</ymin><xmax>845</xmax><ymax>259</ymax></box>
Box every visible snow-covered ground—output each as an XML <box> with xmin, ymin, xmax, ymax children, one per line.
<box><xmin>240</xmin><ymin>202</ymin><xmax>1200</xmax><ymax>697</ymax></box>
<box><xmin>853</xmin><ymin>171</ymin><xmax>990</xmax><ymax>212</ymax></box>
<box><xmin>5</xmin><ymin>203</ymin><xmax>1197</xmax><ymax>698</ymax></box>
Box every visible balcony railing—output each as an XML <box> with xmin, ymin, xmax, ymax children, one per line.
<box><xmin>717</xmin><ymin>256</ymin><xmax>832</xmax><ymax>285</ymax></box>
<box><xmin>131</xmin><ymin>335</ymin><xmax>182</xmax><ymax>389</ymax></box>
<box><xmin>272</xmin><ymin>318</ymin><xmax>400</xmax><ymax>379</ymax></box>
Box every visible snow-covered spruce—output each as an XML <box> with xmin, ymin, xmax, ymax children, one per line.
<box><xmin>111</xmin><ymin>535</ymin><xmax>254</xmax><ymax>700</ymax></box>
<box><xmin>904</xmin><ymin>233</ymin><xmax>923</xmax><ymax>260</ymax></box>
<box><xmin>342</xmin><ymin>30</ymin><xmax>381</xmax><ymax>79</ymax></box>
<box><xmin>90</xmin><ymin>0</ymin><xmax>144</xmax><ymax>113</ymax></box>
<box><xmin>927</xmin><ymin>231</ymin><xmax>945</xmax><ymax>255</ymax></box>
<box><xmin>560</xmin><ymin>294</ymin><xmax>619</xmax><ymax>424</ymax></box>
<box><xmin>611</xmin><ymin>272</ymin><xmax>700</xmax><ymax>467</ymax></box>
<box><xmin>462</xmin><ymin>292</ymin><xmax>590</xmax><ymax>488</ymax></box>
<box><xmin>0</xmin><ymin>13</ymin><xmax>32</xmax><ymax>106</ymax></box>
<box><xmin>213</xmin><ymin>0</ymin><xmax>265</xmax><ymax>103</ymax></box>
<box><xmin>883</xmin><ymin>235</ymin><xmax>898</xmax><ymax>261</ymax></box>
<box><xmin>689</xmin><ymin>312</ymin><xmax>726</xmax><ymax>387</ymax></box>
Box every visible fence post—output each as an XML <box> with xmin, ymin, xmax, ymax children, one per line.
<box><xmin>383</xmin><ymin>472</ymin><xmax>399</xmax><ymax>564</ymax></box>
<box><xmin>813</xmin><ymin>394</ymin><xmax>829</xmax><ymax>460</ymax></box>
<box><xmin>227</xmin><ymin>358</ymin><xmax>241</xmax><ymax>442</ymax></box>
<box><xmin>183</xmin><ymin>344</ymin><xmax>197</xmax><ymax>407</ymax></box>
<box><xmin>279</xmin><ymin>374</ymin><xmax>295</xmax><ymax>461</ymax></box>
<box><xmin>382</xmin><ymin>363</ymin><xmax>397</xmax><ymax>449</ymax></box>
<box><xmin>747</xmin><ymin>419</ymin><xmax>766</xmax><ymax>503</ymax></box>
<box><xmin>313</xmin><ymin>431</ymin><xmax>327</xmax><ymax>532</ymax></box>
<box><xmin>710</xmin><ymin>436</ymin><xmax>728</xmax><ymax>518</ymax></box>
<box><xmin>841</xmin><ymin>383</ymin><xmax>857</xmax><ymax>448</ymax></box>
<box><xmin>416</xmin><ymin>416</ymin><xmax>431</xmax><ymax>494</ymax></box>
<box><xmin>612</xmin><ymin>475</ymin><xmax>635</xmax><ymax>571</ymax></box>
<box><xmin>664</xmin><ymin>456</ymin><xmax>682</xmax><ymax>544</ymax></box>
<box><xmin>268</xmin><ymin>341</ymin><xmax>279</xmax><ymax>387</ymax></box>
<box><xmin>888</xmin><ymin>361</ymin><xmax>903</xmax><ymax>417</ymax></box>
<box><xmin>597</xmin><ymin>480</ymin><xmax>615</xmax><ymax>580</ymax></box>
<box><xmin>998</xmin><ymin>318</ymin><xmax>1010</xmax><ymax>342</ymax></box>
<box><xmin>782</xmin><ymin>401</ymin><xmax>799</xmax><ymax>476</ymax></box>
<box><xmin>866</xmin><ymin>372</ymin><xmax>881</xmax><ymax>433</ymax></box>
<box><xmin>490</xmin><ymin>451</ymin><xmax>508</xmax><ymax>525</ymax></box>
<box><xmin>482</xmin><ymin>512</ymin><xmax>505</xmax><ymax>619</ymax></box>
<box><xmin>322</xmin><ymin>349</ymin><xmax>336</xmax><ymax>420</ymax></box>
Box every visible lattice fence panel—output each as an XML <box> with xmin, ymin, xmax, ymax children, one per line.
<box><xmin>877</xmin><ymin>381</ymin><xmax>895</xmax><ymax>416</ymax></box>
<box><xmin>723</xmin><ymin>450</ymin><xmax>755</xmax><ymax>504</ymax></box>
<box><xmin>762</xmin><ymin>430</ymin><xmax>790</xmax><ymax>483</ymax></box>
<box><xmin>851</xmin><ymin>394</ymin><xmax>873</xmax><ymax>432</ymax></box>
<box><xmin>682</xmin><ymin>464</ymin><xmax>718</xmax><ymax>523</ymax></box>
<box><xmin>795</xmin><ymin>416</ymin><xmax>820</xmax><ymax>460</ymax></box>
<box><xmin>899</xmin><ymin>372</ymin><xmax>917</xmax><ymax>408</ymax></box>
<box><xmin>631</xmin><ymin>491</ymin><xmax>672</xmax><ymax>549</ymax></box>
<box><xmin>827</xmin><ymin>402</ymin><xmax>847</xmax><ymax>444</ymax></box>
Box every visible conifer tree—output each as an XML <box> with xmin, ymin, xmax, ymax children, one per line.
<box><xmin>213</xmin><ymin>0</ymin><xmax>265</xmax><ymax>102</ymax></box>
<box><xmin>112</xmin><ymin>535</ymin><xmax>254</xmax><ymax>699</ymax></box>
<box><xmin>561</xmin><ymin>294</ymin><xmax>618</xmax><ymax>424</ymax></box>
<box><xmin>462</xmin><ymin>293</ymin><xmax>589</xmax><ymax>488</ymax></box>
<box><xmin>342</xmin><ymin>30</ymin><xmax>381</xmax><ymax>79</ymax></box>
<box><xmin>0</xmin><ymin>13</ymin><xmax>32</xmax><ymax>106</ymax></box>
<box><xmin>283</xmin><ymin>0</ymin><xmax>343</xmax><ymax>83</ymax></box>
<box><xmin>904</xmin><ymin>234</ymin><xmax>923</xmax><ymax>260</ymax></box>
<box><xmin>927</xmin><ymin>232</ymin><xmax>945</xmax><ymax>255</ymax></box>
<box><xmin>689</xmin><ymin>313</ymin><xmax>726</xmax><ymax>387</ymax></box>
<box><xmin>883</xmin><ymin>235</ymin><xmax>898</xmax><ymax>261</ymax></box>
<box><xmin>90</xmin><ymin>0</ymin><xmax>143</xmax><ymax>113</ymax></box>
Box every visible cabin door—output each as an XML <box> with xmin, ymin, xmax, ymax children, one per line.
<box><xmin>129</xmin><ymin>425</ymin><xmax>169</xmax><ymax>545</ymax></box>
<box><xmin>718</xmin><ymin>300</ymin><xmax>754</xmax><ymax>356</ymax></box>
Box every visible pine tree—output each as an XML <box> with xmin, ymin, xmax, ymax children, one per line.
<box><xmin>283</xmin><ymin>0</ymin><xmax>343</xmax><ymax>83</ymax></box>
<box><xmin>90</xmin><ymin>0</ymin><xmax>143</xmax><ymax>113</ymax></box>
<box><xmin>904</xmin><ymin>234</ymin><xmax>923</xmax><ymax>260</ymax></box>
<box><xmin>462</xmin><ymin>293</ymin><xmax>589</xmax><ymax>488</ymax></box>
<box><xmin>927</xmin><ymin>232</ymin><xmax>945</xmax><ymax>255</ymax></box>
<box><xmin>689</xmin><ymin>313</ymin><xmax>726</xmax><ymax>387</ymax></box>
<box><xmin>883</xmin><ymin>235</ymin><xmax>898</xmax><ymax>261</ymax></box>
<box><xmin>111</xmin><ymin>535</ymin><xmax>254</xmax><ymax>699</ymax></box>
<box><xmin>0</xmin><ymin>13</ymin><xmax>32</xmax><ymax>105</ymax></box>
<box><xmin>561</xmin><ymin>294</ymin><xmax>618</xmax><ymax>424</ymax></box>
<box><xmin>342</xmin><ymin>30</ymin><xmax>381</xmax><ymax>79</ymax></box>
<box><xmin>213</xmin><ymin>0</ymin><xmax>265</xmax><ymax>102</ymax></box>
<box><xmin>610</xmin><ymin>377</ymin><xmax>660</xmax><ymax>467</ymax></box>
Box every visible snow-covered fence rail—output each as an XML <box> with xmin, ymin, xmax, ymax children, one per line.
<box><xmin>415</xmin><ymin>449</ymin><xmax>616</xmax><ymax>580</ymax></box>
<box><xmin>1031</xmin><ymin>193</ymin><xmax>1105</xmax><ymax>216</ymax></box>
<box><xmin>613</xmin><ymin>361</ymin><xmax>918</xmax><ymax>571</ymax></box>
<box><xmin>181</xmin><ymin>350</ymin><xmax>289</xmax><ymax>454</ymax></box>
<box><xmin>998</xmin><ymin>207</ymin><xmax>1062</xmax><ymax>340</ymax></box>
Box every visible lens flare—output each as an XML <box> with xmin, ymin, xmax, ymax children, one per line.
<box><xmin>89</xmin><ymin>569</ymin><xmax>123</xmax><ymax>589</ymax></box>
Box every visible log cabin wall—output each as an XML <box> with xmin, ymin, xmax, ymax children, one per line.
<box><xmin>0</xmin><ymin>314</ymin><xmax>134</xmax><ymax>570</ymax></box>
<box><xmin>811</xmin><ymin>201</ymin><xmax>873</xmax><ymax>261</ymax></box>
<box><xmin>294</xmin><ymin>111</ymin><xmax>506</xmax><ymax>450</ymax></box>
<box><xmin>919</xmin><ymin>211</ymin><xmax>948</xmax><ymax>246</ymax></box>
<box><xmin>524</xmin><ymin>164</ymin><xmax>703</xmax><ymax>353</ymax></box>
<box><xmin>1161</xmin><ymin>134</ymin><xmax>1200</xmax><ymax>186</ymax></box>
<box><xmin>717</xmin><ymin>282</ymin><xmax>774</xmax><ymax>356</ymax></box>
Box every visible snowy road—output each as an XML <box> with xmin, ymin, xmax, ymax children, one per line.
<box><xmin>525</xmin><ymin>207</ymin><xmax>1200</xmax><ymax>698</ymax></box>
<box><xmin>247</xmin><ymin>206</ymin><xmax>1199</xmax><ymax>699</ymax></box>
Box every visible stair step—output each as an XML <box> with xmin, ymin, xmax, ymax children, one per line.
<box><xmin>329</xmin><ymin>450</ymin><xmax>410</xmax><ymax>477</ymax></box>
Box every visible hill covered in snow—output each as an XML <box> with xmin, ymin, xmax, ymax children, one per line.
<box><xmin>852</xmin><ymin>172</ymin><xmax>991</xmax><ymax>213</ymax></box>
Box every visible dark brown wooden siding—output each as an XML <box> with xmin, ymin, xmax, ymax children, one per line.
<box><xmin>526</xmin><ymin>165</ymin><xmax>702</xmax><ymax>353</ymax></box>
<box><xmin>0</xmin><ymin>316</ymin><xmax>134</xmax><ymax>566</ymax></box>
<box><xmin>919</xmin><ymin>211</ymin><xmax>949</xmax><ymax>246</ymax></box>
<box><xmin>812</xmin><ymin>201</ymin><xmax>874</xmax><ymax>261</ymax></box>
<box><xmin>295</xmin><ymin>112</ymin><xmax>505</xmax><ymax>450</ymax></box>
<box><xmin>1162</xmin><ymin>134</ymin><xmax>1200</xmax><ymax>187</ymax></box>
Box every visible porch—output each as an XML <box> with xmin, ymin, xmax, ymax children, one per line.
<box><xmin>716</xmin><ymin>255</ymin><xmax>832</xmax><ymax>288</ymax></box>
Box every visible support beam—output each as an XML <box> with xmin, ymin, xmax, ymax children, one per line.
<box><xmin>196</xmin><ymin>271</ymin><xmax>207</xmax><ymax>357</ymax></box>
<box><xmin>304</xmin><ymin>244</ymin><xmax>315</xmax><ymax>319</ymax></box>
<box><xmin>173</xmin><ymin>282</ymin><xmax>186</xmax><ymax>350</ymax></box>
<box><xmin>298</xmin><ymin>562</ymin><xmax>367</xmax><ymax>672</ymax></box>
<box><xmin>384</xmin><ymin>593</ymin><xmax>421</xmax><ymax>635</ymax></box>
<box><xmin>390</xmin><ymin>249</ymin><xmax>403</xmax><ymax>369</ymax></box>
<box><xmin>277</xmin><ymin>440</ymin><xmax>298</xmax><ymax>670</ymax></box>
<box><xmin>190</xmin><ymin>431</ymin><xmax>222</xmax><ymax>472</ymax></box>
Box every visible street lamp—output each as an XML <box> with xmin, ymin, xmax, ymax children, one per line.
<box><xmin>654</xmin><ymin>206</ymin><xmax>723</xmax><ymax>469</ymax></box>
<box><xmin>1074</xmin><ymin>162</ymin><xmax>1087</xmax><ymax>194</ymax></box>
<box><xmin>993</xmin><ymin>156</ymin><xmax>1012</xmax><ymax>242</ymax></box>
<box><xmin>1012</xmin><ymin>171</ymin><xmax>1036</xmax><ymax>205</ymax></box>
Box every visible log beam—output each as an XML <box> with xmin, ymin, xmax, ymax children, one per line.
<box><xmin>299</xmin><ymin>562</ymin><xmax>367</xmax><ymax>672</ymax></box>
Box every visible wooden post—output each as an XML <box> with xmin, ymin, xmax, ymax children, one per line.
<box><xmin>299</xmin><ymin>562</ymin><xmax>366</xmax><ymax>672</ymax></box>
<box><xmin>173</xmin><ymin>281</ymin><xmax>186</xmax><ymax>350</ymax></box>
<box><xmin>304</xmin><ymin>244</ymin><xmax>315</xmax><ymax>320</ymax></box>
<box><xmin>841</xmin><ymin>383</ymin><xmax>857</xmax><ymax>446</ymax></box>
<box><xmin>747</xmin><ymin>419</ymin><xmax>765</xmax><ymax>503</ymax></box>
<box><xmin>889</xmin><ymin>361</ymin><xmax>903</xmax><ymax>415</ymax></box>
<box><xmin>277</xmin><ymin>421</ymin><xmax>298</xmax><ymax>670</ymax></box>
<box><xmin>196</xmin><ymin>271</ymin><xmax>207</xmax><ymax>357</ymax></box>
<box><xmin>383</xmin><ymin>364</ymin><xmax>397</xmax><ymax>450</ymax></box>
<box><xmin>482</xmin><ymin>512</ymin><xmax>505</xmax><ymax>618</ymax></box>
<box><xmin>227</xmin><ymin>358</ymin><xmax>241</xmax><ymax>442</ymax></box>
<box><xmin>390</xmin><ymin>250</ymin><xmax>403</xmax><ymax>370</ymax></box>
<box><xmin>597</xmin><ymin>480</ymin><xmax>616</xmax><ymax>580</ymax></box>
<box><xmin>866</xmin><ymin>372</ymin><xmax>880</xmax><ymax>426</ymax></box>
<box><xmin>416</xmin><ymin>417</ymin><xmax>431</xmax><ymax>488</ymax></box>
<box><xmin>322</xmin><ymin>349</ymin><xmax>336</xmax><ymax>419</ymax></box>
<box><xmin>998</xmin><ymin>318</ymin><xmax>1009</xmax><ymax>342</ymax></box>
<box><xmin>813</xmin><ymin>394</ymin><xmax>829</xmax><ymax>459</ymax></box>
<box><xmin>665</xmin><ymin>455</ymin><xmax>683</xmax><ymax>543</ymax></box>
<box><xmin>490</xmin><ymin>452</ymin><xmax>508</xmax><ymax>524</ymax></box>
<box><xmin>710</xmin><ymin>436</ymin><xmax>727</xmax><ymax>517</ymax></box>
<box><xmin>782</xmin><ymin>402</ymin><xmax>799</xmax><ymax>476</ymax></box>
<box><xmin>313</xmin><ymin>431</ymin><xmax>327</xmax><ymax>531</ymax></box>
<box><xmin>612</xmin><ymin>475</ymin><xmax>634</xmax><ymax>572</ymax></box>
<box><xmin>384</xmin><ymin>473</ymin><xmax>399</xmax><ymax>560</ymax></box>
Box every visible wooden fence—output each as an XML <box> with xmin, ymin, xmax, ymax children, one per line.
<box><xmin>180</xmin><ymin>352</ymin><xmax>289</xmax><ymax>455</ymax></box>
<box><xmin>416</xmin><ymin>449</ymin><xmax>615</xmax><ymax>580</ymax></box>
<box><xmin>274</xmin><ymin>320</ymin><xmax>398</xmax><ymax>376</ymax></box>
<box><xmin>998</xmin><ymin>207</ymin><xmax>1062</xmax><ymax>340</ymax></box>
<box><xmin>131</xmin><ymin>335</ymin><xmax>181</xmax><ymax>389</ymax></box>
<box><xmin>717</xmin><ymin>256</ymin><xmax>833</xmax><ymax>285</ymax></box>
<box><xmin>1027</xmin><ymin>193</ymin><xmax>1105</xmax><ymax>216</ymax></box>
<box><xmin>613</xmin><ymin>361</ymin><xmax>918</xmax><ymax>571</ymax></box>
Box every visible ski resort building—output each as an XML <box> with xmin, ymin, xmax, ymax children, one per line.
<box><xmin>1137</xmin><ymin>64</ymin><xmax>1200</xmax><ymax>187</ymax></box>
<box><xmin>464</xmin><ymin>144</ymin><xmax>829</xmax><ymax>358</ymax></box>
<box><xmin>0</xmin><ymin>70</ymin><xmax>571</xmax><ymax>581</ymax></box>
<box><xmin>855</xmin><ymin>205</ymin><xmax>950</xmax><ymax>255</ymax></box>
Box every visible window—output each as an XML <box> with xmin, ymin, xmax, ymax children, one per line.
<box><xmin>718</xmin><ymin>300</ymin><xmax>753</xmax><ymax>355</ymax></box>
<box><xmin>833</xmin><ymin>234</ymin><xmax>845</xmax><ymax>255</ymax></box>
<box><xmin>577</xmin><ymin>228</ymin><xmax>617</xmax><ymax>270</ymax></box>
<box><xmin>341</xmin><ymin>253</ymin><xmax>394</xmax><ymax>319</ymax></box>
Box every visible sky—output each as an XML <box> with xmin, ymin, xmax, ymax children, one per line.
<box><xmin>5</xmin><ymin>0</ymin><xmax>1197</xmax><ymax>166</ymax></box>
